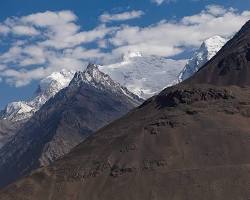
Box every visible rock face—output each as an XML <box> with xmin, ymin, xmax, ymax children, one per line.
<box><xmin>1</xmin><ymin>69</ymin><xmax>75</xmax><ymax>122</ymax></box>
<box><xmin>0</xmin><ymin>120</ymin><xmax>21</xmax><ymax>149</ymax></box>
<box><xmin>1</xmin><ymin>21</ymin><xmax>250</xmax><ymax>200</ymax></box>
<box><xmin>0</xmin><ymin>64</ymin><xmax>142</xmax><ymax>188</ymax></box>
<box><xmin>179</xmin><ymin>36</ymin><xmax>227</xmax><ymax>82</ymax></box>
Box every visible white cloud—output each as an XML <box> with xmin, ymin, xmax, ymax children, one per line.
<box><xmin>0</xmin><ymin>24</ymin><xmax>10</xmax><ymax>34</ymax></box>
<box><xmin>21</xmin><ymin>10</ymin><xmax>77</xmax><ymax>27</ymax></box>
<box><xmin>99</xmin><ymin>10</ymin><xmax>144</xmax><ymax>23</ymax></box>
<box><xmin>0</xmin><ymin>64</ymin><xmax>6</xmax><ymax>71</ymax></box>
<box><xmin>0</xmin><ymin>10</ymin><xmax>114</xmax><ymax>86</ymax></box>
<box><xmin>108</xmin><ymin>5</ymin><xmax>250</xmax><ymax>57</ymax></box>
<box><xmin>12</xmin><ymin>25</ymin><xmax>39</xmax><ymax>36</ymax></box>
<box><xmin>40</xmin><ymin>25</ymin><xmax>116</xmax><ymax>49</ymax></box>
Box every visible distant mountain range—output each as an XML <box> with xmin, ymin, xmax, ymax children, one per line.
<box><xmin>0</xmin><ymin>36</ymin><xmax>226</xmax><ymax>123</ymax></box>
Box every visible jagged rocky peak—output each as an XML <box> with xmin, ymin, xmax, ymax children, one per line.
<box><xmin>179</xmin><ymin>35</ymin><xmax>227</xmax><ymax>82</ymax></box>
<box><xmin>71</xmin><ymin>64</ymin><xmax>143</xmax><ymax>104</ymax></box>
<box><xmin>70</xmin><ymin>63</ymin><xmax>115</xmax><ymax>87</ymax></box>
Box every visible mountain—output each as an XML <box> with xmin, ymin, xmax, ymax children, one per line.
<box><xmin>0</xmin><ymin>53</ymin><xmax>186</xmax><ymax>122</ymax></box>
<box><xmin>100</xmin><ymin>52</ymin><xmax>187</xmax><ymax>99</ymax></box>
<box><xmin>179</xmin><ymin>36</ymin><xmax>227</xmax><ymax>82</ymax></box>
<box><xmin>0</xmin><ymin>36</ymin><xmax>225</xmax><ymax>123</ymax></box>
<box><xmin>0</xmin><ymin>64</ymin><xmax>142</xmax><ymax>188</ymax></box>
<box><xmin>187</xmin><ymin>20</ymin><xmax>250</xmax><ymax>86</ymax></box>
<box><xmin>1</xmin><ymin>21</ymin><xmax>250</xmax><ymax>200</ymax></box>
<box><xmin>1</xmin><ymin>69</ymin><xmax>75</xmax><ymax>122</ymax></box>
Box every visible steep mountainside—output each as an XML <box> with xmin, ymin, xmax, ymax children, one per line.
<box><xmin>1</xmin><ymin>21</ymin><xmax>250</xmax><ymax>200</ymax></box>
<box><xmin>179</xmin><ymin>36</ymin><xmax>227</xmax><ymax>81</ymax></box>
<box><xmin>100</xmin><ymin>52</ymin><xmax>186</xmax><ymax>99</ymax></box>
<box><xmin>1</xmin><ymin>70</ymin><xmax>75</xmax><ymax>122</ymax></box>
<box><xmin>0</xmin><ymin>64</ymin><xmax>142</xmax><ymax>188</ymax></box>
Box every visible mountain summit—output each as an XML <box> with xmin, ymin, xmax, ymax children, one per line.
<box><xmin>71</xmin><ymin>64</ymin><xmax>142</xmax><ymax>104</ymax></box>
<box><xmin>187</xmin><ymin>20</ymin><xmax>250</xmax><ymax>86</ymax></box>
<box><xmin>179</xmin><ymin>35</ymin><xmax>227</xmax><ymax>82</ymax></box>
<box><xmin>100</xmin><ymin>54</ymin><xmax>186</xmax><ymax>99</ymax></box>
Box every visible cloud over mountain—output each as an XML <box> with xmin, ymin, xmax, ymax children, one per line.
<box><xmin>0</xmin><ymin>5</ymin><xmax>249</xmax><ymax>87</ymax></box>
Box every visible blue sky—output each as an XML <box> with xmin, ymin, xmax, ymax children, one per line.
<box><xmin>0</xmin><ymin>0</ymin><xmax>250</xmax><ymax>109</ymax></box>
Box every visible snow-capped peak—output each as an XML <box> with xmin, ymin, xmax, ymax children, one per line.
<box><xmin>179</xmin><ymin>35</ymin><xmax>227</xmax><ymax>82</ymax></box>
<box><xmin>70</xmin><ymin>64</ymin><xmax>110</xmax><ymax>87</ymax></box>
<box><xmin>201</xmin><ymin>36</ymin><xmax>227</xmax><ymax>60</ymax></box>
<box><xmin>39</xmin><ymin>69</ymin><xmax>75</xmax><ymax>93</ymax></box>
<box><xmin>100</xmin><ymin>55</ymin><xmax>187</xmax><ymax>99</ymax></box>
<box><xmin>1</xmin><ymin>69</ymin><xmax>75</xmax><ymax>122</ymax></box>
<box><xmin>70</xmin><ymin>64</ymin><xmax>142</xmax><ymax>103</ymax></box>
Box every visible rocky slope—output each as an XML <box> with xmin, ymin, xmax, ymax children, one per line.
<box><xmin>179</xmin><ymin>36</ymin><xmax>227</xmax><ymax>82</ymax></box>
<box><xmin>0</xmin><ymin>64</ymin><xmax>142</xmax><ymax>188</ymax></box>
<box><xmin>0</xmin><ymin>120</ymin><xmax>21</xmax><ymax>148</ymax></box>
<box><xmin>1</xmin><ymin>21</ymin><xmax>250</xmax><ymax>200</ymax></box>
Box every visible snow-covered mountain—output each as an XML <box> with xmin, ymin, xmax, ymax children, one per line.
<box><xmin>100</xmin><ymin>52</ymin><xmax>187</xmax><ymax>99</ymax></box>
<box><xmin>1</xmin><ymin>54</ymin><xmax>185</xmax><ymax>121</ymax></box>
<box><xmin>0</xmin><ymin>36</ymin><xmax>226</xmax><ymax>122</ymax></box>
<box><xmin>71</xmin><ymin>64</ymin><xmax>142</xmax><ymax>104</ymax></box>
<box><xmin>179</xmin><ymin>36</ymin><xmax>227</xmax><ymax>82</ymax></box>
<box><xmin>1</xmin><ymin>69</ymin><xmax>75</xmax><ymax>122</ymax></box>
